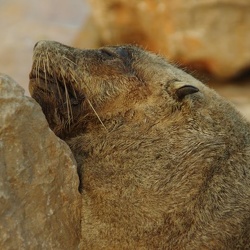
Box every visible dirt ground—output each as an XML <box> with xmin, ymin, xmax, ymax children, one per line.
<box><xmin>0</xmin><ymin>0</ymin><xmax>249</xmax><ymax>121</ymax></box>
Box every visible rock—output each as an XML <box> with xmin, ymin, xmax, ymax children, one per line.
<box><xmin>0</xmin><ymin>74</ymin><xmax>81</xmax><ymax>249</ymax></box>
<box><xmin>81</xmin><ymin>0</ymin><xmax>250</xmax><ymax>78</ymax></box>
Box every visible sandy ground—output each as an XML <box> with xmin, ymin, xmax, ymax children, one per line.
<box><xmin>0</xmin><ymin>0</ymin><xmax>249</xmax><ymax>121</ymax></box>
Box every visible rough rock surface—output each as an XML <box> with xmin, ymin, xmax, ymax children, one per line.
<box><xmin>82</xmin><ymin>0</ymin><xmax>250</xmax><ymax>78</ymax></box>
<box><xmin>0</xmin><ymin>74</ymin><xmax>81</xmax><ymax>249</ymax></box>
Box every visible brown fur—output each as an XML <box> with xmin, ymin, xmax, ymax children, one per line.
<box><xmin>29</xmin><ymin>41</ymin><xmax>250</xmax><ymax>249</ymax></box>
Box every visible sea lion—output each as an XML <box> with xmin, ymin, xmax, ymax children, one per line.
<box><xmin>29</xmin><ymin>41</ymin><xmax>250</xmax><ymax>249</ymax></box>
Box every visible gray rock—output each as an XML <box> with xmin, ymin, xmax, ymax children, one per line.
<box><xmin>0</xmin><ymin>74</ymin><xmax>81</xmax><ymax>249</ymax></box>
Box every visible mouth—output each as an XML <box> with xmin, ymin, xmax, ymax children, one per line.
<box><xmin>30</xmin><ymin>71</ymin><xmax>82</xmax><ymax>102</ymax></box>
<box><xmin>29</xmin><ymin>69</ymin><xmax>86</xmax><ymax>139</ymax></box>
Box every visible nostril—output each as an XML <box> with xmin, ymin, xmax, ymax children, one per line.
<box><xmin>34</xmin><ymin>42</ymin><xmax>39</xmax><ymax>50</ymax></box>
<box><xmin>33</xmin><ymin>40</ymin><xmax>46</xmax><ymax>50</ymax></box>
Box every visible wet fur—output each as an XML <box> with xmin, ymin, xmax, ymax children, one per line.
<box><xmin>29</xmin><ymin>41</ymin><xmax>250</xmax><ymax>249</ymax></box>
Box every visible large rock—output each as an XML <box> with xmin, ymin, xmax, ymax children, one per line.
<box><xmin>0</xmin><ymin>74</ymin><xmax>81</xmax><ymax>249</ymax></box>
<box><xmin>80</xmin><ymin>0</ymin><xmax>250</xmax><ymax>78</ymax></box>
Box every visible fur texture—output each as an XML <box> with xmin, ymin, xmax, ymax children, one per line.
<box><xmin>29</xmin><ymin>41</ymin><xmax>250</xmax><ymax>249</ymax></box>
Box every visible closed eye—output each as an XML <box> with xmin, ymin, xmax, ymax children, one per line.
<box><xmin>99</xmin><ymin>48</ymin><xmax>117</xmax><ymax>60</ymax></box>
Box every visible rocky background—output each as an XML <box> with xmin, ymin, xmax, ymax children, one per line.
<box><xmin>81</xmin><ymin>0</ymin><xmax>250</xmax><ymax>79</ymax></box>
<box><xmin>0</xmin><ymin>0</ymin><xmax>250</xmax><ymax>249</ymax></box>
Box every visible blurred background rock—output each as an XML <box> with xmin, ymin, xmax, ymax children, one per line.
<box><xmin>0</xmin><ymin>0</ymin><xmax>90</xmax><ymax>94</ymax></box>
<box><xmin>0</xmin><ymin>0</ymin><xmax>249</xmax><ymax>120</ymax></box>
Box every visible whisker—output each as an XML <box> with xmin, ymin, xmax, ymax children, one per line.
<box><xmin>86</xmin><ymin>99</ymin><xmax>107</xmax><ymax>131</ymax></box>
<box><xmin>55</xmin><ymin>77</ymin><xmax>62</xmax><ymax>100</ymax></box>
<box><xmin>68</xmin><ymin>68</ymin><xmax>79</xmax><ymax>97</ymax></box>
<box><xmin>43</xmin><ymin>56</ymin><xmax>48</xmax><ymax>90</ymax></box>
<box><xmin>36</xmin><ymin>53</ymin><xmax>42</xmax><ymax>86</ymax></box>
<box><xmin>62</xmin><ymin>75</ymin><xmax>73</xmax><ymax>126</ymax></box>
<box><xmin>68</xmin><ymin>68</ymin><xmax>107</xmax><ymax>131</ymax></box>
<box><xmin>45</xmin><ymin>49</ymin><xmax>51</xmax><ymax>76</ymax></box>
<box><xmin>62</xmin><ymin>55</ymin><xmax>77</xmax><ymax>66</ymax></box>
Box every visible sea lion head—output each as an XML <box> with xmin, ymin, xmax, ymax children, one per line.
<box><xmin>29</xmin><ymin>41</ymin><xmax>250</xmax><ymax>156</ymax></box>
<box><xmin>29</xmin><ymin>41</ymin><xmax>211</xmax><ymax>139</ymax></box>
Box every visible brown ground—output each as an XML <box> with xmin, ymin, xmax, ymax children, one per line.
<box><xmin>0</xmin><ymin>0</ymin><xmax>249</xmax><ymax>121</ymax></box>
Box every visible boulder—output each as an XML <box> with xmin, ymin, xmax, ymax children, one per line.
<box><xmin>0</xmin><ymin>74</ymin><xmax>81</xmax><ymax>249</ymax></box>
<box><xmin>81</xmin><ymin>0</ymin><xmax>250</xmax><ymax>78</ymax></box>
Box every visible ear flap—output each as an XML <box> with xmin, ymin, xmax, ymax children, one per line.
<box><xmin>175</xmin><ymin>85</ymin><xmax>199</xmax><ymax>100</ymax></box>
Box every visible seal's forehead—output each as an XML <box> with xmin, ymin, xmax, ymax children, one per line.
<box><xmin>97</xmin><ymin>44</ymin><xmax>171</xmax><ymax>77</ymax></box>
<box><xmin>110</xmin><ymin>46</ymin><xmax>178</xmax><ymax>79</ymax></box>
<box><xmin>103</xmin><ymin>44</ymin><xmax>164</xmax><ymax>62</ymax></box>
<box><xmin>124</xmin><ymin>46</ymin><xmax>203</xmax><ymax>86</ymax></box>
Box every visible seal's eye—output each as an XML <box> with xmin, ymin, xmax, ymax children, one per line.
<box><xmin>100</xmin><ymin>47</ymin><xmax>131</xmax><ymax>61</ymax></box>
<box><xmin>99</xmin><ymin>49</ymin><xmax>116</xmax><ymax>60</ymax></box>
